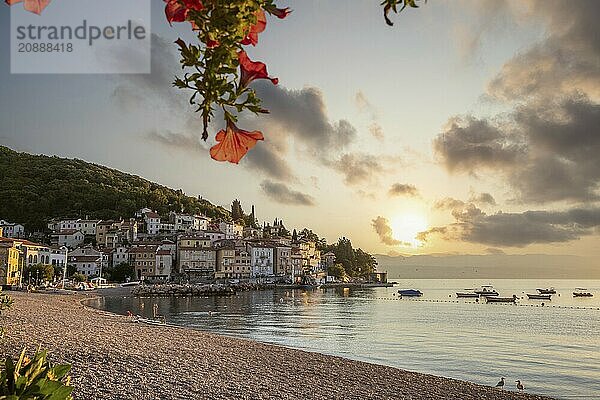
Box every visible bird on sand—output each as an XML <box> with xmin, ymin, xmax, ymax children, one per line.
<box><xmin>516</xmin><ymin>380</ymin><xmax>525</xmax><ymax>391</ymax></box>
<box><xmin>495</xmin><ymin>377</ymin><xmax>505</xmax><ymax>389</ymax></box>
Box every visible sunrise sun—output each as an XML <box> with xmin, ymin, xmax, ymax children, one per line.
<box><xmin>391</xmin><ymin>214</ymin><xmax>428</xmax><ymax>247</ymax></box>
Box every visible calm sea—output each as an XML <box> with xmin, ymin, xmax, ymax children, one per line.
<box><xmin>91</xmin><ymin>279</ymin><xmax>600</xmax><ymax>399</ymax></box>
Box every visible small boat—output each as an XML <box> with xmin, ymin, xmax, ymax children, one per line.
<box><xmin>456</xmin><ymin>292</ymin><xmax>479</xmax><ymax>298</ymax></box>
<box><xmin>132</xmin><ymin>315</ymin><xmax>166</xmax><ymax>325</ymax></box>
<box><xmin>537</xmin><ymin>287</ymin><xmax>556</xmax><ymax>294</ymax></box>
<box><xmin>573</xmin><ymin>288</ymin><xmax>593</xmax><ymax>297</ymax></box>
<box><xmin>121</xmin><ymin>281</ymin><xmax>141</xmax><ymax>287</ymax></box>
<box><xmin>398</xmin><ymin>289</ymin><xmax>423</xmax><ymax>297</ymax></box>
<box><xmin>486</xmin><ymin>295</ymin><xmax>517</xmax><ymax>303</ymax></box>
<box><xmin>527</xmin><ymin>293</ymin><xmax>552</xmax><ymax>300</ymax></box>
<box><xmin>474</xmin><ymin>285</ymin><xmax>499</xmax><ymax>297</ymax></box>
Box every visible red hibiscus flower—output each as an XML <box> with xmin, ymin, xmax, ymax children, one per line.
<box><xmin>210</xmin><ymin>121</ymin><xmax>264</xmax><ymax>164</ymax></box>
<box><xmin>241</xmin><ymin>9</ymin><xmax>267</xmax><ymax>46</ymax></box>
<box><xmin>6</xmin><ymin>0</ymin><xmax>51</xmax><ymax>15</ymax></box>
<box><xmin>269</xmin><ymin>7</ymin><xmax>292</xmax><ymax>19</ymax></box>
<box><xmin>238</xmin><ymin>50</ymin><xmax>278</xmax><ymax>88</ymax></box>
<box><xmin>164</xmin><ymin>0</ymin><xmax>203</xmax><ymax>25</ymax></box>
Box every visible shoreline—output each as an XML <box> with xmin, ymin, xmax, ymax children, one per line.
<box><xmin>1</xmin><ymin>292</ymin><xmax>553</xmax><ymax>400</ymax></box>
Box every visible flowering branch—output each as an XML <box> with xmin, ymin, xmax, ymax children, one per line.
<box><xmin>166</xmin><ymin>0</ymin><xmax>290</xmax><ymax>163</ymax></box>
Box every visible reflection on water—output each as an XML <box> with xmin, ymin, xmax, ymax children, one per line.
<box><xmin>92</xmin><ymin>279</ymin><xmax>600</xmax><ymax>400</ymax></box>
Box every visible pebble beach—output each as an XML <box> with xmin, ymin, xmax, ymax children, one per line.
<box><xmin>0</xmin><ymin>292</ymin><xmax>554</xmax><ymax>400</ymax></box>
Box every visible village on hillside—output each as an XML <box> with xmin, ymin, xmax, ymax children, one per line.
<box><xmin>0</xmin><ymin>202</ymin><xmax>386</xmax><ymax>289</ymax></box>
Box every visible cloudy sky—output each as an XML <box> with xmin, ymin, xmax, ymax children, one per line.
<box><xmin>1</xmin><ymin>1</ymin><xmax>599</xmax><ymax>260</ymax></box>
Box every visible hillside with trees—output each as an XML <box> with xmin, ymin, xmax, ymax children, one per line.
<box><xmin>323</xmin><ymin>237</ymin><xmax>378</xmax><ymax>278</ymax></box>
<box><xmin>0</xmin><ymin>146</ymin><xmax>230</xmax><ymax>231</ymax></box>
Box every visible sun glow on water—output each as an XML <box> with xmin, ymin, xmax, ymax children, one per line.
<box><xmin>391</xmin><ymin>214</ymin><xmax>428</xmax><ymax>247</ymax></box>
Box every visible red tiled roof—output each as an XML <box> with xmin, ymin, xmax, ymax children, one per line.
<box><xmin>0</xmin><ymin>237</ymin><xmax>46</xmax><ymax>247</ymax></box>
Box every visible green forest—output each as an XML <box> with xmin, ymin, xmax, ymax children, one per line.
<box><xmin>0</xmin><ymin>146</ymin><xmax>230</xmax><ymax>231</ymax></box>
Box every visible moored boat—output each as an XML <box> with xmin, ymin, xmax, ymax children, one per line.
<box><xmin>573</xmin><ymin>288</ymin><xmax>593</xmax><ymax>297</ymax></box>
<box><xmin>486</xmin><ymin>295</ymin><xmax>517</xmax><ymax>303</ymax></box>
<box><xmin>398</xmin><ymin>289</ymin><xmax>423</xmax><ymax>297</ymax></box>
<box><xmin>474</xmin><ymin>285</ymin><xmax>499</xmax><ymax>297</ymax></box>
<box><xmin>536</xmin><ymin>287</ymin><xmax>556</xmax><ymax>294</ymax></box>
<box><xmin>527</xmin><ymin>293</ymin><xmax>552</xmax><ymax>300</ymax></box>
<box><xmin>456</xmin><ymin>292</ymin><xmax>479</xmax><ymax>298</ymax></box>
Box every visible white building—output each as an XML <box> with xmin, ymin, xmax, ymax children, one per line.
<box><xmin>177</xmin><ymin>235</ymin><xmax>216</xmax><ymax>279</ymax></box>
<box><xmin>51</xmin><ymin>230</ymin><xmax>85</xmax><ymax>249</ymax></box>
<box><xmin>143</xmin><ymin>212</ymin><xmax>161</xmax><ymax>235</ymax></box>
<box><xmin>70</xmin><ymin>246</ymin><xmax>108</xmax><ymax>270</ymax></box>
<box><xmin>70</xmin><ymin>255</ymin><xmax>102</xmax><ymax>277</ymax></box>
<box><xmin>247</xmin><ymin>242</ymin><xmax>274</xmax><ymax>277</ymax></box>
<box><xmin>169</xmin><ymin>212</ymin><xmax>211</xmax><ymax>232</ymax></box>
<box><xmin>57</xmin><ymin>219</ymin><xmax>100</xmax><ymax>236</ymax></box>
<box><xmin>0</xmin><ymin>220</ymin><xmax>25</xmax><ymax>238</ymax></box>
<box><xmin>49</xmin><ymin>247</ymin><xmax>68</xmax><ymax>267</ymax></box>
<box><xmin>155</xmin><ymin>249</ymin><xmax>173</xmax><ymax>280</ymax></box>
<box><xmin>111</xmin><ymin>246</ymin><xmax>129</xmax><ymax>267</ymax></box>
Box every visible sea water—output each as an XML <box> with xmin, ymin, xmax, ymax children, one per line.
<box><xmin>92</xmin><ymin>279</ymin><xmax>600</xmax><ymax>399</ymax></box>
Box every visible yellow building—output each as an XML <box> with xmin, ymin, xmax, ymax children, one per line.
<box><xmin>0</xmin><ymin>241</ymin><xmax>22</xmax><ymax>286</ymax></box>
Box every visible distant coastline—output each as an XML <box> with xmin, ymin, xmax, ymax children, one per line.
<box><xmin>377</xmin><ymin>253</ymin><xmax>600</xmax><ymax>279</ymax></box>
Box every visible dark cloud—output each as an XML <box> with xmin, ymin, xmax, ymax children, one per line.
<box><xmin>260</xmin><ymin>180</ymin><xmax>315</xmax><ymax>206</ymax></box>
<box><xmin>509</xmin><ymin>96</ymin><xmax>600</xmax><ymax>203</ymax></box>
<box><xmin>243</xmin><ymin>143</ymin><xmax>297</xmax><ymax>181</ymax></box>
<box><xmin>469</xmin><ymin>192</ymin><xmax>497</xmax><ymax>206</ymax></box>
<box><xmin>418</xmin><ymin>205</ymin><xmax>600</xmax><ymax>247</ymax></box>
<box><xmin>434</xmin><ymin>116</ymin><xmax>525</xmax><ymax>173</ymax></box>
<box><xmin>255</xmin><ymin>82</ymin><xmax>357</xmax><ymax>152</ymax></box>
<box><xmin>372</xmin><ymin>216</ymin><xmax>401</xmax><ymax>246</ymax></box>
<box><xmin>328</xmin><ymin>153</ymin><xmax>391</xmax><ymax>186</ymax></box>
<box><xmin>388</xmin><ymin>183</ymin><xmax>419</xmax><ymax>197</ymax></box>
<box><xmin>436</xmin><ymin>96</ymin><xmax>600</xmax><ymax>203</ymax></box>
<box><xmin>438</xmin><ymin>1</ymin><xmax>600</xmax><ymax>205</ymax></box>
